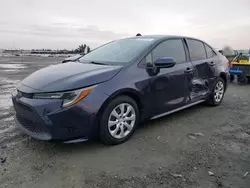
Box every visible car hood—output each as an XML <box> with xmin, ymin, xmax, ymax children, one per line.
<box><xmin>20</xmin><ymin>62</ymin><xmax>122</xmax><ymax>93</ymax></box>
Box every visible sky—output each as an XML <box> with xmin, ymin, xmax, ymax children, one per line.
<box><xmin>0</xmin><ymin>0</ymin><xmax>250</xmax><ymax>50</ymax></box>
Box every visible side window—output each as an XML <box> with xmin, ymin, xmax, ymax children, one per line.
<box><xmin>152</xmin><ymin>39</ymin><xmax>186</xmax><ymax>63</ymax></box>
<box><xmin>140</xmin><ymin>53</ymin><xmax>153</xmax><ymax>66</ymax></box>
<box><xmin>204</xmin><ymin>43</ymin><xmax>216</xmax><ymax>58</ymax></box>
<box><xmin>187</xmin><ymin>39</ymin><xmax>207</xmax><ymax>61</ymax></box>
<box><xmin>145</xmin><ymin>53</ymin><xmax>153</xmax><ymax>65</ymax></box>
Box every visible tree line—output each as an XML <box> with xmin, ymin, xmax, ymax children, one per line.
<box><xmin>28</xmin><ymin>44</ymin><xmax>92</xmax><ymax>54</ymax></box>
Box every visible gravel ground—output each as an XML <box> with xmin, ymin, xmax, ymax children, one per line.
<box><xmin>0</xmin><ymin>56</ymin><xmax>250</xmax><ymax>188</ymax></box>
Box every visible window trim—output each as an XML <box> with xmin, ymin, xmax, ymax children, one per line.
<box><xmin>185</xmin><ymin>38</ymin><xmax>208</xmax><ymax>62</ymax></box>
<box><xmin>138</xmin><ymin>37</ymin><xmax>188</xmax><ymax>68</ymax></box>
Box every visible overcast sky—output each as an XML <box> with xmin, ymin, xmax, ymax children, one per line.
<box><xmin>0</xmin><ymin>0</ymin><xmax>250</xmax><ymax>50</ymax></box>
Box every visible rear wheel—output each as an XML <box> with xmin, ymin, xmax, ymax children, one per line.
<box><xmin>246</xmin><ymin>76</ymin><xmax>250</xmax><ymax>84</ymax></box>
<box><xmin>237</xmin><ymin>75</ymin><xmax>248</xmax><ymax>85</ymax></box>
<box><xmin>100</xmin><ymin>96</ymin><xmax>139</xmax><ymax>145</ymax></box>
<box><xmin>230</xmin><ymin>74</ymin><xmax>234</xmax><ymax>82</ymax></box>
<box><xmin>206</xmin><ymin>77</ymin><xmax>225</xmax><ymax>106</ymax></box>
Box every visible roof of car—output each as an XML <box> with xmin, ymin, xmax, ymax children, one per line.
<box><xmin>128</xmin><ymin>35</ymin><xmax>200</xmax><ymax>41</ymax></box>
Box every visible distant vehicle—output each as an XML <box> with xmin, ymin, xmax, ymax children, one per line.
<box><xmin>230</xmin><ymin>53</ymin><xmax>250</xmax><ymax>84</ymax></box>
<box><xmin>12</xmin><ymin>35</ymin><xmax>229</xmax><ymax>145</ymax></box>
<box><xmin>62</xmin><ymin>54</ymin><xmax>83</xmax><ymax>63</ymax></box>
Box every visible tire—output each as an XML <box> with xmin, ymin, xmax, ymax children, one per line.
<box><xmin>100</xmin><ymin>96</ymin><xmax>140</xmax><ymax>145</ymax></box>
<box><xmin>205</xmin><ymin>77</ymin><xmax>225</xmax><ymax>106</ymax></box>
<box><xmin>230</xmin><ymin>74</ymin><xmax>234</xmax><ymax>82</ymax></box>
<box><xmin>246</xmin><ymin>76</ymin><xmax>250</xmax><ymax>84</ymax></box>
<box><xmin>237</xmin><ymin>75</ymin><xmax>248</xmax><ymax>85</ymax></box>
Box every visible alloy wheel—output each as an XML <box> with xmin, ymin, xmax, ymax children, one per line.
<box><xmin>214</xmin><ymin>81</ymin><xmax>224</xmax><ymax>103</ymax></box>
<box><xmin>108</xmin><ymin>103</ymin><xmax>136</xmax><ymax>139</ymax></box>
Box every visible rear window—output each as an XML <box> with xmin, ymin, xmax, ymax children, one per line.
<box><xmin>187</xmin><ymin>39</ymin><xmax>207</xmax><ymax>61</ymax></box>
<box><xmin>204</xmin><ymin>44</ymin><xmax>216</xmax><ymax>58</ymax></box>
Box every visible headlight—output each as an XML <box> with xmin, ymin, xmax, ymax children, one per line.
<box><xmin>11</xmin><ymin>88</ymin><xmax>18</xmax><ymax>96</ymax></box>
<box><xmin>33</xmin><ymin>85</ymin><xmax>96</xmax><ymax>107</ymax></box>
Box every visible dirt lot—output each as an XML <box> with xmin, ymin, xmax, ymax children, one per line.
<box><xmin>0</xmin><ymin>56</ymin><xmax>250</xmax><ymax>188</ymax></box>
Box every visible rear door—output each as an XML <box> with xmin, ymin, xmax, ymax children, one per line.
<box><xmin>203</xmin><ymin>43</ymin><xmax>223</xmax><ymax>87</ymax></box>
<box><xmin>185</xmin><ymin>38</ymin><xmax>215</xmax><ymax>101</ymax></box>
<box><xmin>204</xmin><ymin>42</ymin><xmax>220</xmax><ymax>71</ymax></box>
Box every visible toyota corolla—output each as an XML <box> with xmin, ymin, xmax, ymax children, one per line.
<box><xmin>12</xmin><ymin>35</ymin><xmax>229</xmax><ymax>145</ymax></box>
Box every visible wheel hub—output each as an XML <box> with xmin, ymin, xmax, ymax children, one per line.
<box><xmin>108</xmin><ymin>103</ymin><xmax>136</xmax><ymax>139</ymax></box>
<box><xmin>214</xmin><ymin>81</ymin><xmax>224</xmax><ymax>103</ymax></box>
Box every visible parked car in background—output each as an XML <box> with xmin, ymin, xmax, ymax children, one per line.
<box><xmin>62</xmin><ymin>54</ymin><xmax>83</xmax><ymax>63</ymax></box>
<box><xmin>12</xmin><ymin>35</ymin><xmax>229</xmax><ymax>145</ymax></box>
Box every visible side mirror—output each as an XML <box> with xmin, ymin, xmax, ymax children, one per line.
<box><xmin>154</xmin><ymin>57</ymin><xmax>176</xmax><ymax>68</ymax></box>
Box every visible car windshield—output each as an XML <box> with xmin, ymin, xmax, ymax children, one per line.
<box><xmin>78</xmin><ymin>38</ymin><xmax>156</xmax><ymax>65</ymax></box>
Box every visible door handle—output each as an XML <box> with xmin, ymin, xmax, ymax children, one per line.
<box><xmin>208</xmin><ymin>61</ymin><xmax>215</xmax><ymax>66</ymax></box>
<box><xmin>184</xmin><ymin>67</ymin><xmax>194</xmax><ymax>73</ymax></box>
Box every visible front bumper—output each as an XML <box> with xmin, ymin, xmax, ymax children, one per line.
<box><xmin>12</xmin><ymin>88</ymin><xmax>108</xmax><ymax>142</ymax></box>
<box><xmin>14</xmin><ymin>113</ymin><xmax>52</xmax><ymax>140</ymax></box>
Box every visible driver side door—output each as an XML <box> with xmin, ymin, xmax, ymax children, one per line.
<box><xmin>143</xmin><ymin>38</ymin><xmax>195</xmax><ymax>116</ymax></box>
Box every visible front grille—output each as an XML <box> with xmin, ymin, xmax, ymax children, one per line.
<box><xmin>16</xmin><ymin>115</ymin><xmax>49</xmax><ymax>134</ymax></box>
<box><xmin>12</xmin><ymin>98</ymin><xmax>51</xmax><ymax>140</ymax></box>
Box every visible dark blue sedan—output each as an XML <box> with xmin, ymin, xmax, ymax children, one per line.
<box><xmin>12</xmin><ymin>35</ymin><xmax>230</xmax><ymax>145</ymax></box>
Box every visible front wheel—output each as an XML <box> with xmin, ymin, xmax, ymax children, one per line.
<box><xmin>205</xmin><ymin>78</ymin><xmax>225</xmax><ymax>106</ymax></box>
<box><xmin>100</xmin><ymin>96</ymin><xmax>139</xmax><ymax>145</ymax></box>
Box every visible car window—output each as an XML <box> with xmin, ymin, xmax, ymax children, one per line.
<box><xmin>187</xmin><ymin>39</ymin><xmax>207</xmax><ymax>61</ymax></box>
<box><xmin>152</xmin><ymin>39</ymin><xmax>186</xmax><ymax>63</ymax></box>
<box><xmin>140</xmin><ymin>53</ymin><xmax>153</xmax><ymax>67</ymax></box>
<box><xmin>145</xmin><ymin>53</ymin><xmax>153</xmax><ymax>65</ymax></box>
<box><xmin>204</xmin><ymin>43</ymin><xmax>216</xmax><ymax>58</ymax></box>
<box><xmin>78</xmin><ymin>38</ymin><xmax>156</xmax><ymax>65</ymax></box>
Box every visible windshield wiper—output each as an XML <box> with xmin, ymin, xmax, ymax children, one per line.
<box><xmin>89</xmin><ymin>61</ymin><xmax>108</xmax><ymax>65</ymax></box>
<box><xmin>78</xmin><ymin>60</ymin><xmax>110</xmax><ymax>65</ymax></box>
